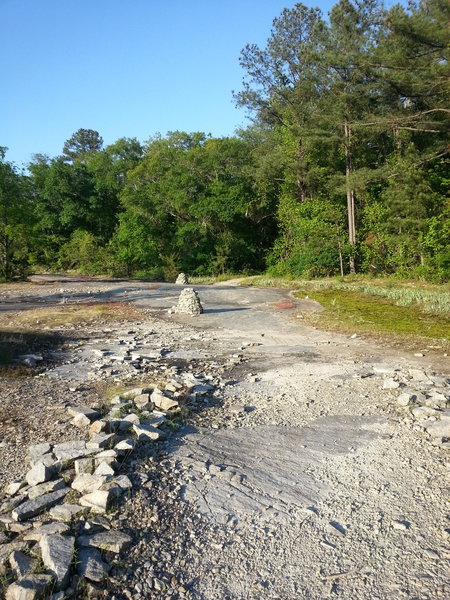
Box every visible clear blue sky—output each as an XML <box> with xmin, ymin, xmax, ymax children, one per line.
<box><xmin>1</xmin><ymin>0</ymin><xmax>338</xmax><ymax>167</ymax></box>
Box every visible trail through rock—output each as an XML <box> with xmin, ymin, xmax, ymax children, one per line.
<box><xmin>0</xmin><ymin>275</ymin><xmax>448</xmax><ymax>600</ymax></box>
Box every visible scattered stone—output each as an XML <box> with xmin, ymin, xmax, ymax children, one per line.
<box><xmin>383</xmin><ymin>378</ymin><xmax>400</xmax><ymax>390</ymax></box>
<box><xmin>74</xmin><ymin>458</ymin><xmax>95</xmax><ymax>475</ymax></box>
<box><xmin>53</xmin><ymin>441</ymin><xmax>93</xmax><ymax>462</ymax></box>
<box><xmin>426</xmin><ymin>413</ymin><xmax>450</xmax><ymax>438</ymax></box>
<box><xmin>25</xmin><ymin>462</ymin><xmax>55</xmax><ymax>487</ymax></box>
<box><xmin>28</xmin><ymin>478</ymin><xmax>67</xmax><ymax>500</ymax></box>
<box><xmin>72</xmin><ymin>474</ymin><xmax>108</xmax><ymax>494</ymax></box>
<box><xmin>113</xmin><ymin>475</ymin><xmax>132</xmax><ymax>490</ymax></box>
<box><xmin>114</xmin><ymin>439</ymin><xmax>136</xmax><ymax>453</ymax></box>
<box><xmin>24</xmin><ymin>522</ymin><xmax>70</xmax><ymax>541</ymax></box>
<box><xmin>77</xmin><ymin>547</ymin><xmax>110</xmax><ymax>582</ymax></box>
<box><xmin>409</xmin><ymin>369</ymin><xmax>429</xmax><ymax>382</ymax></box>
<box><xmin>12</xmin><ymin>488</ymin><xmax>69</xmax><ymax>522</ymax></box>
<box><xmin>326</xmin><ymin>521</ymin><xmax>347</xmax><ymax>537</ymax></box>
<box><xmin>151</xmin><ymin>389</ymin><xmax>179</xmax><ymax>411</ymax></box>
<box><xmin>86</xmin><ymin>433</ymin><xmax>116</xmax><ymax>450</ymax></box>
<box><xmin>397</xmin><ymin>392</ymin><xmax>414</xmax><ymax>406</ymax></box>
<box><xmin>49</xmin><ymin>504</ymin><xmax>86</xmax><ymax>521</ymax></box>
<box><xmin>40</xmin><ymin>534</ymin><xmax>75</xmax><ymax>590</ymax></box>
<box><xmin>77</xmin><ymin>530</ymin><xmax>132</xmax><ymax>553</ymax></box>
<box><xmin>392</xmin><ymin>520</ymin><xmax>410</xmax><ymax>531</ymax></box>
<box><xmin>67</xmin><ymin>406</ymin><xmax>99</xmax><ymax>421</ymax></box>
<box><xmin>88</xmin><ymin>420</ymin><xmax>108</xmax><ymax>437</ymax></box>
<box><xmin>411</xmin><ymin>406</ymin><xmax>439</xmax><ymax>419</ymax></box>
<box><xmin>9</xmin><ymin>551</ymin><xmax>37</xmax><ymax>578</ymax></box>
<box><xmin>175</xmin><ymin>272</ymin><xmax>189</xmax><ymax>285</ymax></box>
<box><xmin>133</xmin><ymin>423</ymin><xmax>163</xmax><ymax>441</ymax></box>
<box><xmin>94</xmin><ymin>462</ymin><xmax>115</xmax><ymax>477</ymax></box>
<box><xmin>373</xmin><ymin>364</ymin><xmax>397</xmax><ymax>375</ymax></box>
<box><xmin>79</xmin><ymin>490</ymin><xmax>116</xmax><ymax>513</ymax></box>
<box><xmin>5</xmin><ymin>574</ymin><xmax>52</xmax><ymax>600</ymax></box>
<box><xmin>121</xmin><ymin>387</ymin><xmax>150</xmax><ymax>398</ymax></box>
<box><xmin>6</xmin><ymin>481</ymin><xmax>26</xmax><ymax>496</ymax></box>
<box><xmin>172</xmin><ymin>288</ymin><xmax>203</xmax><ymax>316</ymax></box>
<box><xmin>134</xmin><ymin>393</ymin><xmax>152</xmax><ymax>410</ymax></box>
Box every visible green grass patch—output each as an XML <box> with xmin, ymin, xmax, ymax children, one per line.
<box><xmin>240</xmin><ymin>275</ymin><xmax>450</xmax><ymax>350</ymax></box>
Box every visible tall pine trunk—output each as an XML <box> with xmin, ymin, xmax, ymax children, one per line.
<box><xmin>344</xmin><ymin>121</ymin><xmax>356</xmax><ymax>273</ymax></box>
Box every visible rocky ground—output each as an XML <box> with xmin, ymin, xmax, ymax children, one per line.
<box><xmin>0</xmin><ymin>276</ymin><xmax>449</xmax><ymax>599</ymax></box>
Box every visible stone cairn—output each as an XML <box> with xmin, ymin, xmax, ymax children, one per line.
<box><xmin>175</xmin><ymin>272</ymin><xmax>189</xmax><ymax>285</ymax></box>
<box><xmin>0</xmin><ymin>385</ymin><xmax>184</xmax><ymax>599</ymax></box>
<box><xmin>169</xmin><ymin>288</ymin><xmax>203</xmax><ymax>316</ymax></box>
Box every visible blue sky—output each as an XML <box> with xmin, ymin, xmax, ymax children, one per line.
<box><xmin>2</xmin><ymin>0</ymin><xmax>338</xmax><ymax>167</ymax></box>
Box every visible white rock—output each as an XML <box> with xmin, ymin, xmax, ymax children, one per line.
<box><xmin>5</xmin><ymin>574</ymin><xmax>52</xmax><ymax>600</ymax></box>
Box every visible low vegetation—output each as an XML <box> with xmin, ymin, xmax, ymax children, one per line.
<box><xmin>241</xmin><ymin>275</ymin><xmax>450</xmax><ymax>350</ymax></box>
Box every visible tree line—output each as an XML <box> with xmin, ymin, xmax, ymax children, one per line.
<box><xmin>1</xmin><ymin>0</ymin><xmax>448</xmax><ymax>282</ymax></box>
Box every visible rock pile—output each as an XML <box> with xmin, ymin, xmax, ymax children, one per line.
<box><xmin>169</xmin><ymin>288</ymin><xmax>204</xmax><ymax>316</ymax></box>
<box><xmin>175</xmin><ymin>273</ymin><xmax>189</xmax><ymax>285</ymax></box>
<box><xmin>0</xmin><ymin>382</ymin><xmax>187</xmax><ymax>599</ymax></box>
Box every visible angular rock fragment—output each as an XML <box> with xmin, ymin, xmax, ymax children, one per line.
<box><xmin>71</xmin><ymin>474</ymin><xmax>108</xmax><ymax>494</ymax></box>
<box><xmin>86</xmin><ymin>433</ymin><xmax>116</xmax><ymax>450</ymax></box>
<box><xmin>74</xmin><ymin>458</ymin><xmax>95</xmax><ymax>475</ymax></box>
<box><xmin>133</xmin><ymin>423</ymin><xmax>163</xmax><ymax>441</ymax></box>
<box><xmin>93</xmin><ymin>462</ymin><xmax>115</xmax><ymax>477</ymax></box>
<box><xmin>24</xmin><ymin>522</ymin><xmax>70</xmax><ymax>541</ymax></box>
<box><xmin>9</xmin><ymin>551</ymin><xmax>37</xmax><ymax>578</ymax></box>
<box><xmin>28</xmin><ymin>478</ymin><xmax>66</xmax><ymax>500</ymax></box>
<box><xmin>426</xmin><ymin>412</ymin><xmax>450</xmax><ymax>438</ymax></box>
<box><xmin>77</xmin><ymin>547</ymin><xmax>110</xmax><ymax>582</ymax></box>
<box><xmin>79</xmin><ymin>489</ymin><xmax>116</xmax><ymax>513</ymax></box>
<box><xmin>150</xmin><ymin>389</ymin><xmax>179</xmax><ymax>411</ymax></box>
<box><xmin>53</xmin><ymin>441</ymin><xmax>94</xmax><ymax>462</ymax></box>
<box><xmin>12</xmin><ymin>488</ymin><xmax>69</xmax><ymax>522</ymax></box>
<box><xmin>6</xmin><ymin>481</ymin><xmax>26</xmax><ymax>496</ymax></box>
<box><xmin>40</xmin><ymin>534</ymin><xmax>75</xmax><ymax>590</ymax></box>
<box><xmin>114</xmin><ymin>439</ymin><xmax>136</xmax><ymax>453</ymax></box>
<box><xmin>77</xmin><ymin>530</ymin><xmax>132</xmax><ymax>553</ymax></box>
<box><xmin>5</xmin><ymin>573</ymin><xmax>52</xmax><ymax>600</ymax></box>
<box><xmin>67</xmin><ymin>406</ymin><xmax>99</xmax><ymax>421</ymax></box>
<box><xmin>25</xmin><ymin>462</ymin><xmax>55</xmax><ymax>487</ymax></box>
<box><xmin>49</xmin><ymin>504</ymin><xmax>86</xmax><ymax>522</ymax></box>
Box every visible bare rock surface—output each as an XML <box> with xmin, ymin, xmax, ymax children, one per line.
<box><xmin>0</xmin><ymin>275</ymin><xmax>449</xmax><ymax>599</ymax></box>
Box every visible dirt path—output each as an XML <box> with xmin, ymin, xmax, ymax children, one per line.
<box><xmin>0</xmin><ymin>276</ymin><xmax>448</xmax><ymax>599</ymax></box>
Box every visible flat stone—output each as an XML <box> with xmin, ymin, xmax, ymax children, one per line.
<box><xmin>122</xmin><ymin>387</ymin><xmax>151</xmax><ymax>398</ymax></box>
<box><xmin>397</xmin><ymin>392</ymin><xmax>414</xmax><ymax>406</ymax></box>
<box><xmin>0</xmin><ymin>542</ymin><xmax>29</xmax><ymax>566</ymax></box>
<box><xmin>141</xmin><ymin>415</ymin><xmax>167</xmax><ymax>428</ymax></box>
<box><xmin>28</xmin><ymin>478</ymin><xmax>66</xmax><ymax>500</ymax></box>
<box><xmin>114</xmin><ymin>439</ymin><xmax>136</xmax><ymax>453</ymax></box>
<box><xmin>9</xmin><ymin>551</ymin><xmax>37</xmax><ymax>578</ymax></box>
<box><xmin>67</xmin><ymin>406</ymin><xmax>99</xmax><ymax>421</ymax></box>
<box><xmin>6</xmin><ymin>481</ymin><xmax>27</xmax><ymax>496</ymax></box>
<box><xmin>72</xmin><ymin>413</ymin><xmax>92</xmax><ymax>428</ymax></box>
<box><xmin>409</xmin><ymin>369</ymin><xmax>429</xmax><ymax>382</ymax></box>
<box><xmin>40</xmin><ymin>534</ymin><xmax>75</xmax><ymax>590</ymax></box>
<box><xmin>77</xmin><ymin>547</ymin><xmax>110</xmax><ymax>582</ymax></box>
<box><xmin>383</xmin><ymin>378</ymin><xmax>400</xmax><ymax>390</ymax></box>
<box><xmin>12</xmin><ymin>488</ymin><xmax>69</xmax><ymax>522</ymax></box>
<box><xmin>88</xmin><ymin>420</ymin><xmax>109</xmax><ymax>437</ymax></box>
<box><xmin>151</xmin><ymin>389</ymin><xmax>179</xmax><ymax>411</ymax></box>
<box><xmin>133</xmin><ymin>423</ymin><xmax>163</xmax><ymax>441</ymax></box>
<box><xmin>373</xmin><ymin>364</ymin><xmax>397</xmax><ymax>375</ymax></box>
<box><xmin>134</xmin><ymin>393</ymin><xmax>152</xmax><ymax>409</ymax></box>
<box><xmin>27</xmin><ymin>443</ymin><xmax>52</xmax><ymax>465</ymax></box>
<box><xmin>114</xmin><ymin>475</ymin><xmax>132</xmax><ymax>490</ymax></box>
<box><xmin>86</xmin><ymin>433</ymin><xmax>116</xmax><ymax>450</ymax></box>
<box><xmin>25</xmin><ymin>462</ymin><xmax>55</xmax><ymax>487</ymax></box>
<box><xmin>49</xmin><ymin>504</ymin><xmax>86</xmax><ymax>521</ymax></box>
<box><xmin>53</xmin><ymin>441</ymin><xmax>96</xmax><ymax>462</ymax></box>
<box><xmin>24</xmin><ymin>522</ymin><xmax>70</xmax><ymax>541</ymax></box>
<box><xmin>426</xmin><ymin>414</ymin><xmax>450</xmax><ymax>438</ymax></box>
<box><xmin>411</xmin><ymin>406</ymin><xmax>439</xmax><ymax>419</ymax></box>
<box><xmin>93</xmin><ymin>462</ymin><xmax>115</xmax><ymax>477</ymax></box>
<box><xmin>72</xmin><ymin>474</ymin><xmax>109</xmax><ymax>494</ymax></box>
<box><xmin>79</xmin><ymin>490</ymin><xmax>116</xmax><ymax>513</ymax></box>
<box><xmin>74</xmin><ymin>458</ymin><xmax>95</xmax><ymax>475</ymax></box>
<box><xmin>77</xmin><ymin>530</ymin><xmax>133</xmax><ymax>553</ymax></box>
<box><xmin>5</xmin><ymin>574</ymin><xmax>52</xmax><ymax>600</ymax></box>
